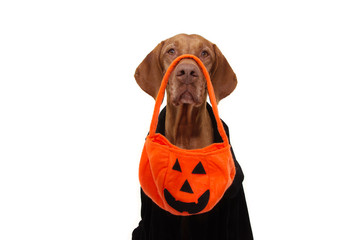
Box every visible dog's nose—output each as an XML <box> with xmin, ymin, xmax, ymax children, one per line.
<box><xmin>175</xmin><ymin>61</ymin><xmax>200</xmax><ymax>84</ymax></box>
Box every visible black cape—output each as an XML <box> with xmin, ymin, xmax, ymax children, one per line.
<box><xmin>133</xmin><ymin>104</ymin><xmax>253</xmax><ymax>240</ymax></box>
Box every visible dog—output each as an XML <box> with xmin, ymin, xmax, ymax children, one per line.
<box><xmin>133</xmin><ymin>34</ymin><xmax>253</xmax><ymax>240</ymax></box>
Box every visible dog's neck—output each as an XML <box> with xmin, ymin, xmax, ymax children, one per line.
<box><xmin>165</xmin><ymin>101</ymin><xmax>214</xmax><ymax>149</ymax></box>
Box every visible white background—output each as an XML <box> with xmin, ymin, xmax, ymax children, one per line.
<box><xmin>1</xmin><ymin>0</ymin><xmax>359</xmax><ymax>239</ymax></box>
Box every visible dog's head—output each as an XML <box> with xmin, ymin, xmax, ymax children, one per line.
<box><xmin>135</xmin><ymin>34</ymin><xmax>237</xmax><ymax>105</ymax></box>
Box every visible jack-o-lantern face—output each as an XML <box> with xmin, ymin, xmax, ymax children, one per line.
<box><xmin>163</xmin><ymin>158</ymin><xmax>210</xmax><ymax>214</ymax></box>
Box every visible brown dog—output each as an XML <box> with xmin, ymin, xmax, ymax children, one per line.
<box><xmin>133</xmin><ymin>34</ymin><xmax>252</xmax><ymax>240</ymax></box>
<box><xmin>135</xmin><ymin>33</ymin><xmax>237</xmax><ymax>149</ymax></box>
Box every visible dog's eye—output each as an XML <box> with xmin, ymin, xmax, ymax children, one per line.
<box><xmin>167</xmin><ymin>48</ymin><xmax>175</xmax><ymax>55</ymax></box>
<box><xmin>201</xmin><ymin>50</ymin><xmax>209</xmax><ymax>58</ymax></box>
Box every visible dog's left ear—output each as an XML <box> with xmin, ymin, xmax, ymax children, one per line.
<box><xmin>135</xmin><ymin>41</ymin><xmax>164</xmax><ymax>99</ymax></box>
<box><xmin>211</xmin><ymin>44</ymin><xmax>237</xmax><ymax>103</ymax></box>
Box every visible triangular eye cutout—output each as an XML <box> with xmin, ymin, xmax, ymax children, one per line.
<box><xmin>192</xmin><ymin>161</ymin><xmax>206</xmax><ymax>174</ymax></box>
<box><xmin>172</xmin><ymin>158</ymin><xmax>182</xmax><ymax>172</ymax></box>
<box><xmin>180</xmin><ymin>180</ymin><xmax>193</xmax><ymax>193</ymax></box>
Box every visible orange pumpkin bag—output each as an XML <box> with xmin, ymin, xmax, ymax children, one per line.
<box><xmin>139</xmin><ymin>54</ymin><xmax>236</xmax><ymax>216</ymax></box>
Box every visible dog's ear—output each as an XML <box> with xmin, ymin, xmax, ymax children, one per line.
<box><xmin>211</xmin><ymin>44</ymin><xmax>237</xmax><ymax>103</ymax></box>
<box><xmin>135</xmin><ymin>41</ymin><xmax>164</xmax><ymax>99</ymax></box>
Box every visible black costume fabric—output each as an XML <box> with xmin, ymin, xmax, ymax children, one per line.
<box><xmin>132</xmin><ymin>104</ymin><xmax>253</xmax><ymax>240</ymax></box>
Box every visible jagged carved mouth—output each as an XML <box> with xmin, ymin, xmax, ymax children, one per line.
<box><xmin>164</xmin><ymin>189</ymin><xmax>210</xmax><ymax>214</ymax></box>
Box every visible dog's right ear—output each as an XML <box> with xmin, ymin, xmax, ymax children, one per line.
<box><xmin>135</xmin><ymin>41</ymin><xmax>164</xmax><ymax>100</ymax></box>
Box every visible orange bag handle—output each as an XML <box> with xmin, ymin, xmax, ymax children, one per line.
<box><xmin>148</xmin><ymin>54</ymin><xmax>229</xmax><ymax>145</ymax></box>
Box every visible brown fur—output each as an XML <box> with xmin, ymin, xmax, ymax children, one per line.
<box><xmin>135</xmin><ymin>34</ymin><xmax>237</xmax><ymax>149</ymax></box>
